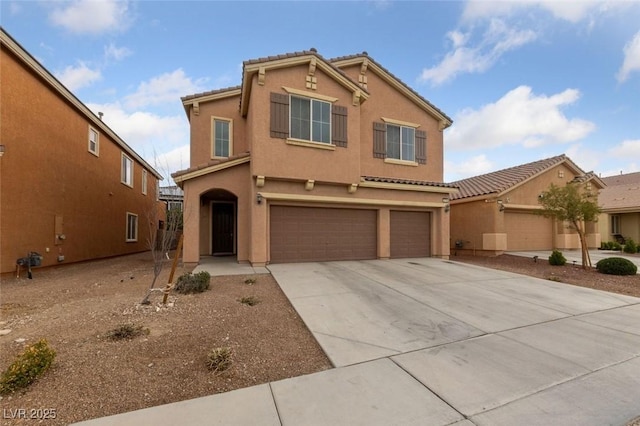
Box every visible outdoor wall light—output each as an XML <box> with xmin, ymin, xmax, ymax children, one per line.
<box><xmin>256</xmin><ymin>193</ymin><xmax>263</xmax><ymax>205</ymax></box>
<box><xmin>442</xmin><ymin>197</ymin><xmax>450</xmax><ymax>203</ymax></box>
<box><xmin>497</xmin><ymin>199</ymin><xmax>505</xmax><ymax>212</ymax></box>
<box><xmin>0</xmin><ymin>145</ymin><xmax>5</xmax><ymax>157</ymax></box>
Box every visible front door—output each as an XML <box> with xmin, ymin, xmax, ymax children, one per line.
<box><xmin>212</xmin><ymin>202</ymin><xmax>235</xmax><ymax>255</ymax></box>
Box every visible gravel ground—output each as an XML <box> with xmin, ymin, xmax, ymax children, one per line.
<box><xmin>0</xmin><ymin>251</ymin><xmax>638</xmax><ymax>425</ymax></box>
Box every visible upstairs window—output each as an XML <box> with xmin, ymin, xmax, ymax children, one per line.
<box><xmin>142</xmin><ymin>170</ymin><xmax>148</xmax><ymax>195</ymax></box>
<box><xmin>88</xmin><ymin>127</ymin><xmax>99</xmax><ymax>156</ymax></box>
<box><xmin>121</xmin><ymin>153</ymin><xmax>133</xmax><ymax>187</ymax></box>
<box><xmin>212</xmin><ymin>118</ymin><xmax>232</xmax><ymax>158</ymax></box>
<box><xmin>270</xmin><ymin>91</ymin><xmax>347</xmax><ymax>147</ymax></box>
<box><xmin>290</xmin><ymin>96</ymin><xmax>331</xmax><ymax>144</ymax></box>
<box><xmin>386</xmin><ymin>124</ymin><xmax>415</xmax><ymax>162</ymax></box>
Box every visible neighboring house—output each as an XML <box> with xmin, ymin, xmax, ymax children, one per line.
<box><xmin>159</xmin><ymin>186</ymin><xmax>184</xmax><ymax>211</ymax></box>
<box><xmin>598</xmin><ymin>172</ymin><xmax>640</xmax><ymax>244</ymax></box>
<box><xmin>449</xmin><ymin>155</ymin><xmax>605</xmax><ymax>255</ymax></box>
<box><xmin>173</xmin><ymin>49</ymin><xmax>456</xmax><ymax>267</ymax></box>
<box><xmin>0</xmin><ymin>28</ymin><xmax>164</xmax><ymax>274</ymax></box>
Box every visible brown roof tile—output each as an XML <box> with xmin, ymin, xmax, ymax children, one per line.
<box><xmin>181</xmin><ymin>85</ymin><xmax>241</xmax><ymax>102</ymax></box>
<box><xmin>599</xmin><ymin>172</ymin><xmax>640</xmax><ymax>211</ymax></box>
<box><xmin>172</xmin><ymin>152</ymin><xmax>250</xmax><ymax>179</ymax></box>
<box><xmin>362</xmin><ymin>176</ymin><xmax>458</xmax><ymax>189</ymax></box>
<box><xmin>602</xmin><ymin>171</ymin><xmax>640</xmax><ymax>186</ymax></box>
<box><xmin>330</xmin><ymin>52</ymin><xmax>452</xmax><ymax>124</ymax></box>
<box><xmin>450</xmin><ymin>154</ymin><xmax>571</xmax><ymax>200</ymax></box>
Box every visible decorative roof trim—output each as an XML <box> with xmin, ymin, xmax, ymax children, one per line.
<box><xmin>181</xmin><ymin>87</ymin><xmax>242</xmax><ymax>118</ymax></box>
<box><xmin>1</xmin><ymin>28</ymin><xmax>163</xmax><ymax>180</ymax></box>
<box><xmin>258</xmin><ymin>192</ymin><xmax>446</xmax><ymax>209</ymax></box>
<box><xmin>331</xmin><ymin>55</ymin><xmax>453</xmax><ymax>129</ymax></box>
<box><xmin>173</xmin><ymin>155</ymin><xmax>250</xmax><ymax>185</ymax></box>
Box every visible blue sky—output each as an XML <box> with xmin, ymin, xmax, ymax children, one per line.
<box><xmin>2</xmin><ymin>0</ymin><xmax>640</xmax><ymax>183</ymax></box>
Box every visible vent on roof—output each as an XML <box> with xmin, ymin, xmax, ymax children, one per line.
<box><xmin>310</xmin><ymin>47</ymin><xmax>317</xmax><ymax>52</ymax></box>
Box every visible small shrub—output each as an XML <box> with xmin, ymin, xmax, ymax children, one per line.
<box><xmin>0</xmin><ymin>339</ymin><xmax>56</xmax><ymax>395</ymax></box>
<box><xmin>596</xmin><ymin>257</ymin><xmax>638</xmax><ymax>276</ymax></box>
<box><xmin>174</xmin><ymin>271</ymin><xmax>211</xmax><ymax>294</ymax></box>
<box><xmin>206</xmin><ymin>347</ymin><xmax>232</xmax><ymax>373</ymax></box>
<box><xmin>548</xmin><ymin>250</ymin><xmax>567</xmax><ymax>266</ymax></box>
<box><xmin>612</xmin><ymin>241</ymin><xmax>622</xmax><ymax>251</ymax></box>
<box><xmin>239</xmin><ymin>296</ymin><xmax>260</xmax><ymax>306</ymax></box>
<box><xmin>243</xmin><ymin>278</ymin><xmax>256</xmax><ymax>285</ymax></box>
<box><xmin>547</xmin><ymin>276</ymin><xmax>562</xmax><ymax>282</ymax></box>
<box><xmin>623</xmin><ymin>239</ymin><xmax>638</xmax><ymax>254</ymax></box>
<box><xmin>601</xmin><ymin>241</ymin><xmax>614</xmax><ymax>250</ymax></box>
<box><xmin>106</xmin><ymin>323</ymin><xmax>148</xmax><ymax>341</ymax></box>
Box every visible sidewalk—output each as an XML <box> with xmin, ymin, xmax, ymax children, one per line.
<box><xmin>508</xmin><ymin>249</ymin><xmax>640</xmax><ymax>270</ymax></box>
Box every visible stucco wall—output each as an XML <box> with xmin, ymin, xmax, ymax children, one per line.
<box><xmin>1</xmin><ymin>46</ymin><xmax>160</xmax><ymax>274</ymax></box>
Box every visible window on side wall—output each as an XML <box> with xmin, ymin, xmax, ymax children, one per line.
<box><xmin>212</xmin><ymin>118</ymin><xmax>232</xmax><ymax>158</ymax></box>
<box><xmin>88</xmin><ymin>127</ymin><xmax>99</xmax><ymax>156</ymax></box>
<box><xmin>142</xmin><ymin>170</ymin><xmax>148</xmax><ymax>195</ymax></box>
<box><xmin>290</xmin><ymin>96</ymin><xmax>331</xmax><ymax>144</ymax></box>
<box><xmin>121</xmin><ymin>153</ymin><xmax>133</xmax><ymax>187</ymax></box>
<box><xmin>126</xmin><ymin>212</ymin><xmax>138</xmax><ymax>242</ymax></box>
<box><xmin>611</xmin><ymin>215</ymin><xmax>620</xmax><ymax>235</ymax></box>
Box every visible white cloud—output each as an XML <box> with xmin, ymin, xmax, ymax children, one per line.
<box><xmin>446</xmin><ymin>85</ymin><xmax>596</xmax><ymax>150</ymax></box>
<box><xmin>462</xmin><ymin>0</ymin><xmax>615</xmax><ymax>24</ymax></box>
<box><xmin>123</xmin><ymin>69</ymin><xmax>208</xmax><ymax>109</ymax></box>
<box><xmin>616</xmin><ymin>31</ymin><xmax>640</xmax><ymax>83</ymax></box>
<box><xmin>445</xmin><ymin>154</ymin><xmax>494</xmax><ymax>181</ymax></box>
<box><xmin>104</xmin><ymin>43</ymin><xmax>132</xmax><ymax>62</ymax></box>
<box><xmin>56</xmin><ymin>62</ymin><xmax>102</xmax><ymax>91</ymax></box>
<box><xmin>153</xmin><ymin>145</ymin><xmax>191</xmax><ymax>182</ymax></box>
<box><xmin>419</xmin><ymin>19</ymin><xmax>537</xmax><ymax>85</ymax></box>
<box><xmin>608</xmin><ymin>139</ymin><xmax>640</xmax><ymax>159</ymax></box>
<box><xmin>565</xmin><ymin>143</ymin><xmax>600</xmax><ymax>172</ymax></box>
<box><xmin>49</xmin><ymin>0</ymin><xmax>133</xmax><ymax>35</ymax></box>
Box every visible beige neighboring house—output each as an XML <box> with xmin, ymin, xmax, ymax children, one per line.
<box><xmin>449</xmin><ymin>154</ymin><xmax>605</xmax><ymax>255</ymax></box>
<box><xmin>598</xmin><ymin>172</ymin><xmax>640</xmax><ymax>244</ymax></box>
<box><xmin>173</xmin><ymin>49</ymin><xmax>457</xmax><ymax>267</ymax></box>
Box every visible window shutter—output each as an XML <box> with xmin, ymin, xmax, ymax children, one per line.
<box><xmin>415</xmin><ymin>130</ymin><xmax>427</xmax><ymax>164</ymax></box>
<box><xmin>270</xmin><ymin>92</ymin><xmax>289</xmax><ymax>139</ymax></box>
<box><xmin>373</xmin><ymin>122</ymin><xmax>386</xmax><ymax>158</ymax></box>
<box><xmin>331</xmin><ymin>105</ymin><xmax>348</xmax><ymax>147</ymax></box>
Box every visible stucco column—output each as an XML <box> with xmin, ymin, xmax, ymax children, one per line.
<box><xmin>378</xmin><ymin>208</ymin><xmax>390</xmax><ymax>259</ymax></box>
<box><xmin>182</xmin><ymin>185</ymin><xmax>200</xmax><ymax>269</ymax></box>
<box><xmin>434</xmin><ymin>207</ymin><xmax>451</xmax><ymax>259</ymax></box>
<box><xmin>250</xmin><ymin>195</ymin><xmax>268</xmax><ymax>266</ymax></box>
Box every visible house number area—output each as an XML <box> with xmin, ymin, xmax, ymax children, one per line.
<box><xmin>3</xmin><ymin>408</ymin><xmax>57</xmax><ymax>420</ymax></box>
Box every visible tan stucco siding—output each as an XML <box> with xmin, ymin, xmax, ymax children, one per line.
<box><xmin>1</xmin><ymin>47</ymin><xmax>160</xmax><ymax>274</ymax></box>
<box><xmin>248</xmin><ymin>66</ymin><xmax>362</xmax><ymax>184</ymax></box>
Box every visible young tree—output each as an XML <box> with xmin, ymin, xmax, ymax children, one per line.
<box><xmin>538</xmin><ymin>183</ymin><xmax>601</xmax><ymax>269</ymax></box>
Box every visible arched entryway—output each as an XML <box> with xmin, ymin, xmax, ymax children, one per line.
<box><xmin>201</xmin><ymin>189</ymin><xmax>237</xmax><ymax>256</ymax></box>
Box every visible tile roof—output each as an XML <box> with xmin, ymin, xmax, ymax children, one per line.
<box><xmin>450</xmin><ymin>154</ymin><xmax>572</xmax><ymax>200</ymax></box>
<box><xmin>362</xmin><ymin>176</ymin><xmax>458</xmax><ymax>189</ymax></box>
<box><xmin>172</xmin><ymin>152</ymin><xmax>251</xmax><ymax>179</ymax></box>
<box><xmin>330</xmin><ymin>53</ymin><xmax>452</xmax><ymax>124</ymax></box>
<box><xmin>599</xmin><ymin>172</ymin><xmax>640</xmax><ymax>212</ymax></box>
<box><xmin>181</xmin><ymin>85</ymin><xmax>241</xmax><ymax>102</ymax></box>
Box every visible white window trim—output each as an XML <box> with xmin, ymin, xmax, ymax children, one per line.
<box><xmin>282</xmin><ymin>86</ymin><xmax>338</xmax><ymax>103</ymax></box>
<box><xmin>381</xmin><ymin>117</ymin><xmax>420</xmax><ymax>128</ymax></box>
<box><xmin>88</xmin><ymin>126</ymin><xmax>99</xmax><ymax>156</ymax></box>
<box><xmin>142</xmin><ymin>170</ymin><xmax>148</xmax><ymax>195</ymax></box>
<box><xmin>289</xmin><ymin>95</ymin><xmax>332</xmax><ymax>144</ymax></box>
<box><xmin>211</xmin><ymin>116</ymin><xmax>233</xmax><ymax>159</ymax></box>
<box><xmin>126</xmin><ymin>212</ymin><xmax>138</xmax><ymax>242</ymax></box>
<box><xmin>121</xmin><ymin>153</ymin><xmax>134</xmax><ymax>187</ymax></box>
<box><xmin>611</xmin><ymin>215</ymin><xmax>621</xmax><ymax>235</ymax></box>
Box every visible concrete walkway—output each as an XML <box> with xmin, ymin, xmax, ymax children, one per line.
<box><xmin>192</xmin><ymin>256</ymin><xmax>270</xmax><ymax>276</ymax></box>
<box><xmin>74</xmin><ymin>258</ymin><xmax>640</xmax><ymax>426</ymax></box>
<box><xmin>509</xmin><ymin>249</ymin><xmax>640</xmax><ymax>270</ymax></box>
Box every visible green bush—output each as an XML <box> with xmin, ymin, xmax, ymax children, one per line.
<box><xmin>612</xmin><ymin>241</ymin><xmax>622</xmax><ymax>251</ymax></box>
<box><xmin>623</xmin><ymin>239</ymin><xmax>638</xmax><ymax>254</ymax></box>
<box><xmin>601</xmin><ymin>241</ymin><xmax>614</xmax><ymax>250</ymax></box>
<box><xmin>548</xmin><ymin>250</ymin><xmax>567</xmax><ymax>266</ymax></box>
<box><xmin>596</xmin><ymin>257</ymin><xmax>638</xmax><ymax>276</ymax></box>
<box><xmin>239</xmin><ymin>296</ymin><xmax>260</xmax><ymax>306</ymax></box>
<box><xmin>206</xmin><ymin>347</ymin><xmax>232</xmax><ymax>373</ymax></box>
<box><xmin>174</xmin><ymin>271</ymin><xmax>211</xmax><ymax>294</ymax></box>
<box><xmin>0</xmin><ymin>339</ymin><xmax>56</xmax><ymax>395</ymax></box>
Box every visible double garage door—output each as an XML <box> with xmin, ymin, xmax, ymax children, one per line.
<box><xmin>270</xmin><ymin>206</ymin><xmax>430</xmax><ymax>263</ymax></box>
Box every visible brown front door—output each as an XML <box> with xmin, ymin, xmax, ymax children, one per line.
<box><xmin>270</xmin><ymin>206</ymin><xmax>377</xmax><ymax>263</ymax></box>
<box><xmin>390</xmin><ymin>211</ymin><xmax>431</xmax><ymax>258</ymax></box>
<box><xmin>212</xmin><ymin>202</ymin><xmax>234</xmax><ymax>255</ymax></box>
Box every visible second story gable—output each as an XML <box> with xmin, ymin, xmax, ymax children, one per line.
<box><xmin>180</xmin><ymin>49</ymin><xmax>451</xmax><ymax>186</ymax></box>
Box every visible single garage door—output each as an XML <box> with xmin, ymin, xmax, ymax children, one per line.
<box><xmin>390</xmin><ymin>211</ymin><xmax>431</xmax><ymax>258</ymax></box>
<box><xmin>270</xmin><ymin>206</ymin><xmax>377</xmax><ymax>263</ymax></box>
<box><xmin>505</xmin><ymin>212</ymin><xmax>553</xmax><ymax>250</ymax></box>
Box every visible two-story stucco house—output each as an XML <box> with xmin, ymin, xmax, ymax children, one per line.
<box><xmin>173</xmin><ymin>49</ymin><xmax>457</xmax><ymax>267</ymax></box>
<box><xmin>0</xmin><ymin>28</ymin><xmax>164</xmax><ymax>274</ymax></box>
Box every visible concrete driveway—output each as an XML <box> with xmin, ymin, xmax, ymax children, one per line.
<box><xmin>76</xmin><ymin>258</ymin><xmax>640</xmax><ymax>426</ymax></box>
<box><xmin>269</xmin><ymin>258</ymin><xmax>640</xmax><ymax>425</ymax></box>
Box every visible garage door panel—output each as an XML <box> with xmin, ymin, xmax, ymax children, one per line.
<box><xmin>505</xmin><ymin>212</ymin><xmax>553</xmax><ymax>250</ymax></box>
<box><xmin>270</xmin><ymin>206</ymin><xmax>377</xmax><ymax>263</ymax></box>
<box><xmin>390</xmin><ymin>211</ymin><xmax>431</xmax><ymax>258</ymax></box>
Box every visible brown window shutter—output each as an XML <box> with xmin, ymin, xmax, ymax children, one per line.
<box><xmin>373</xmin><ymin>122</ymin><xmax>386</xmax><ymax>158</ymax></box>
<box><xmin>415</xmin><ymin>130</ymin><xmax>427</xmax><ymax>164</ymax></box>
<box><xmin>270</xmin><ymin>92</ymin><xmax>289</xmax><ymax>139</ymax></box>
<box><xmin>331</xmin><ymin>105</ymin><xmax>348</xmax><ymax>147</ymax></box>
